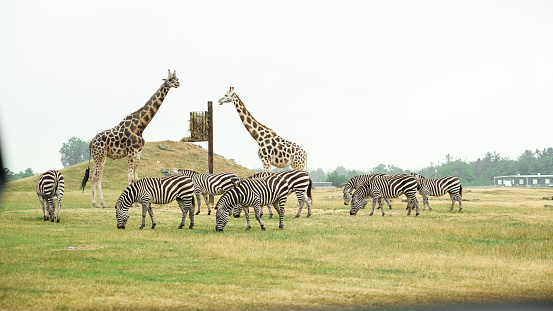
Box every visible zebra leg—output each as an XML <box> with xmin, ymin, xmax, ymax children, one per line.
<box><xmin>385</xmin><ymin>198</ymin><xmax>392</xmax><ymax>209</ymax></box>
<box><xmin>295</xmin><ymin>191</ymin><xmax>304</xmax><ymax>218</ymax></box>
<box><xmin>177</xmin><ymin>199</ymin><xmax>187</xmax><ymax>229</ymax></box>
<box><xmin>276</xmin><ymin>199</ymin><xmax>285</xmax><ymax>230</ymax></box>
<box><xmin>195</xmin><ymin>192</ymin><xmax>202</xmax><ymax>215</ymax></box>
<box><xmin>187</xmin><ymin>199</ymin><xmax>195</xmax><ymax>229</ymax></box>
<box><xmin>306</xmin><ymin>193</ymin><xmax>312</xmax><ymax>218</ymax></box>
<box><xmin>413</xmin><ymin>197</ymin><xmax>420</xmax><ymax>216</ymax></box>
<box><xmin>243</xmin><ymin>206</ymin><xmax>252</xmax><ymax>231</ymax></box>
<box><xmin>147</xmin><ymin>203</ymin><xmax>156</xmax><ymax>229</ymax></box>
<box><xmin>56</xmin><ymin>194</ymin><xmax>62</xmax><ymax>223</ymax></box>
<box><xmin>378</xmin><ymin>198</ymin><xmax>385</xmax><ymax>216</ymax></box>
<box><xmin>204</xmin><ymin>195</ymin><xmax>211</xmax><ymax>215</ymax></box>
<box><xmin>139</xmin><ymin>202</ymin><xmax>150</xmax><ymax>230</ymax></box>
<box><xmin>267</xmin><ymin>204</ymin><xmax>273</xmax><ymax>219</ymax></box>
<box><xmin>370</xmin><ymin>198</ymin><xmax>378</xmax><ymax>216</ymax></box>
<box><xmin>253</xmin><ymin>203</ymin><xmax>265</xmax><ymax>231</ymax></box>
<box><xmin>363</xmin><ymin>198</ymin><xmax>369</xmax><ymax>209</ymax></box>
<box><xmin>458</xmin><ymin>195</ymin><xmax>463</xmax><ymax>211</ymax></box>
<box><xmin>38</xmin><ymin>196</ymin><xmax>48</xmax><ymax>221</ymax></box>
<box><xmin>48</xmin><ymin>198</ymin><xmax>56</xmax><ymax>222</ymax></box>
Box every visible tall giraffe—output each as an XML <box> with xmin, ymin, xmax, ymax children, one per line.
<box><xmin>81</xmin><ymin>70</ymin><xmax>180</xmax><ymax>208</ymax></box>
<box><xmin>218</xmin><ymin>87</ymin><xmax>307</xmax><ymax>172</ymax></box>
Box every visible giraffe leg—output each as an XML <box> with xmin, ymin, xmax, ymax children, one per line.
<box><xmin>127</xmin><ymin>156</ymin><xmax>136</xmax><ymax>185</ymax></box>
<box><xmin>91</xmin><ymin>157</ymin><xmax>107</xmax><ymax>208</ymax></box>
<box><xmin>261</xmin><ymin>157</ymin><xmax>272</xmax><ymax>173</ymax></box>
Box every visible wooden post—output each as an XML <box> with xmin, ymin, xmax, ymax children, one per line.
<box><xmin>208</xmin><ymin>101</ymin><xmax>214</xmax><ymax>204</ymax></box>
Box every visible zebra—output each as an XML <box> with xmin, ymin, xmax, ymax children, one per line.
<box><xmin>411</xmin><ymin>173</ymin><xmax>463</xmax><ymax>211</ymax></box>
<box><xmin>350</xmin><ymin>174</ymin><xmax>419</xmax><ymax>216</ymax></box>
<box><xmin>343</xmin><ymin>174</ymin><xmax>392</xmax><ymax>209</ymax></box>
<box><xmin>173</xmin><ymin>169</ymin><xmax>240</xmax><ymax>215</ymax></box>
<box><xmin>115</xmin><ymin>174</ymin><xmax>195</xmax><ymax>230</ymax></box>
<box><xmin>36</xmin><ymin>170</ymin><xmax>65</xmax><ymax>222</ymax></box>
<box><xmin>243</xmin><ymin>170</ymin><xmax>313</xmax><ymax>218</ymax></box>
<box><xmin>215</xmin><ymin>174</ymin><xmax>289</xmax><ymax>232</ymax></box>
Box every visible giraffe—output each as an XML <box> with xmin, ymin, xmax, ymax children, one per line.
<box><xmin>81</xmin><ymin>69</ymin><xmax>180</xmax><ymax>208</ymax></box>
<box><xmin>218</xmin><ymin>87</ymin><xmax>307</xmax><ymax>172</ymax></box>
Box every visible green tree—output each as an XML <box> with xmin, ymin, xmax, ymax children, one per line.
<box><xmin>59</xmin><ymin>137</ymin><xmax>90</xmax><ymax>167</ymax></box>
<box><xmin>16</xmin><ymin>168</ymin><xmax>35</xmax><ymax>179</ymax></box>
<box><xmin>326</xmin><ymin>170</ymin><xmax>348</xmax><ymax>187</ymax></box>
<box><xmin>3</xmin><ymin>168</ymin><xmax>15</xmax><ymax>182</ymax></box>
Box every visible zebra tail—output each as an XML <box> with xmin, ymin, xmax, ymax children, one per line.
<box><xmin>80</xmin><ymin>144</ymin><xmax>92</xmax><ymax>193</ymax></box>
<box><xmin>307</xmin><ymin>178</ymin><xmax>313</xmax><ymax>202</ymax></box>
<box><xmin>459</xmin><ymin>184</ymin><xmax>463</xmax><ymax>197</ymax></box>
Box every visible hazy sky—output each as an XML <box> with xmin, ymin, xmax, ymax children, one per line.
<box><xmin>1</xmin><ymin>0</ymin><xmax>552</xmax><ymax>174</ymax></box>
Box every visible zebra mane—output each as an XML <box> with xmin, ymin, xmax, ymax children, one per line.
<box><xmin>174</xmin><ymin>168</ymin><xmax>199</xmax><ymax>176</ymax></box>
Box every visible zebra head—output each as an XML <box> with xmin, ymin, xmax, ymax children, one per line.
<box><xmin>215</xmin><ymin>194</ymin><xmax>233</xmax><ymax>232</ymax></box>
<box><xmin>349</xmin><ymin>189</ymin><xmax>367</xmax><ymax>215</ymax></box>
<box><xmin>115</xmin><ymin>200</ymin><xmax>129</xmax><ymax>229</ymax></box>
<box><xmin>218</xmin><ymin>87</ymin><xmax>237</xmax><ymax>105</ymax></box>
<box><xmin>343</xmin><ymin>186</ymin><xmax>353</xmax><ymax>205</ymax></box>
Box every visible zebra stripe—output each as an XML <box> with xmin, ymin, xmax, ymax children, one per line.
<box><xmin>350</xmin><ymin>174</ymin><xmax>419</xmax><ymax>216</ymax></box>
<box><xmin>215</xmin><ymin>175</ymin><xmax>289</xmax><ymax>231</ymax></box>
<box><xmin>36</xmin><ymin>170</ymin><xmax>65</xmax><ymax>222</ymax></box>
<box><xmin>174</xmin><ymin>169</ymin><xmax>240</xmax><ymax>215</ymax></box>
<box><xmin>115</xmin><ymin>174</ymin><xmax>195</xmax><ymax>230</ymax></box>
<box><xmin>343</xmin><ymin>174</ymin><xmax>392</xmax><ymax>209</ymax></box>
<box><xmin>412</xmin><ymin>173</ymin><xmax>463</xmax><ymax>211</ymax></box>
<box><xmin>247</xmin><ymin>170</ymin><xmax>313</xmax><ymax>218</ymax></box>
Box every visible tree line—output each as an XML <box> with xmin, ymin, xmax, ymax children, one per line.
<box><xmin>308</xmin><ymin>148</ymin><xmax>553</xmax><ymax>187</ymax></box>
<box><xmin>4</xmin><ymin>136</ymin><xmax>552</xmax><ymax>186</ymax></box>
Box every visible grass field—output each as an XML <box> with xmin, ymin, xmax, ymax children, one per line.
<box><xmin>1</xmin><ymin>183</ymin><xmax>552</xmax><ymax>310</ymax></box>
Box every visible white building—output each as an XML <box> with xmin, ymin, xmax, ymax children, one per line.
<box><xmin>494</xmin><ymin>174</ymin><xmax>553</xmax><ymax>187</ymax></box>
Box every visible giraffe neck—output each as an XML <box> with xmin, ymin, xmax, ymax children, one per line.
<box><xmin>232</xmin><ymin>96</ymin><xmax>275</xmax><ymax>143</ymax></box>
<box><xmin>128</xmin><ymin>81</ymin><xmax>171</xmax><ymax>135</ymax></box>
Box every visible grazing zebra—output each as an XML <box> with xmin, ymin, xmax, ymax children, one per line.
<box><xmin>215</xmin><ymin>175</ymin><xmax>289</xmax><ymax>232</ymax></box>
<box><xmin>411</xmin><ymin>173</ymin><xmax>463</xmax><ymax>211</ymax></box>
<box><xmin>245</xmin><ymin>170</ymin><xmax>313</xmax><ymax>218</ymax></box>
<box><xmin>36</xmin><ymin>170</ymin><xmax>65</xmax><ymax>222</ymax></box>
<box><xmin>115</xmin><ymin>174</ymin><xmax>195</xmax><ymax>230</ymax></box>
<box><xmin>343</xmin><ymin>174</ymin><xmax>392</xmax><ymax>209</ymax></box>
<box><xmin>350</xmin><ymin>174</ymin><xmax>419</xmax><ymax>216</ymax></box>
<box><xmin>174</xmin><ymin>169</ymin><xmax>240</xmax><ymax>215</ymax></box>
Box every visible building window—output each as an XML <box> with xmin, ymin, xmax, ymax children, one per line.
<box><xmin>498</xmin><ymin>180</ymin><xmax>503</xmax><ymax>185</ymax></box>
<box><xmin>533</xmin><ymin>179</ymin><xmax>538</xmax><ymax>185</ymax></box>
<box><xmin>546</xmin><ymin>179</ymin><xmax>551</xmax><ymax>184</ymax></box>
<box><xmin>519</xmin><ymin>179</ymin><xmax>524</xmax><ymax>185</ymax></box>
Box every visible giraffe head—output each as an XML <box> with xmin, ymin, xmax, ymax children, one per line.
<box><xmin>163</xmin><ymin>69</ymin><xmax>180</xmax><ymax>88</ymax></box>
<box><xmin>218</xmin><ymin>87</ymin><xmax>237</xmax><ymax>105</ymax></box>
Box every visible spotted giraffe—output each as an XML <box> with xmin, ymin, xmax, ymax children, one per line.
<box><xmin>218</xmin><ymin>87</ymin><xmax>307</xmax><ymax>172</ymax></box>
<box><xmin>81</xmin><ymin>70</ymin><xmax>179</xmax><ymax>208</ymax></box>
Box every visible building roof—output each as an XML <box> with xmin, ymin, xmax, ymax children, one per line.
<box><xmin>494</xmin><ymin>174</ymin><xmax>553</xmax><ymax>178</ymax></box>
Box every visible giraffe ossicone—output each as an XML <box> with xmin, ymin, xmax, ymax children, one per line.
<box><xmin>218</xmin><ymin>87</ymin><xmax>307</xmax><ymax>172</ymax></box>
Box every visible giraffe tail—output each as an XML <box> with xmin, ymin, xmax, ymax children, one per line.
<box><xmin>80</xmin><ymin>143</ymin><xmax>92</xmax><ymax>193</ymax></box>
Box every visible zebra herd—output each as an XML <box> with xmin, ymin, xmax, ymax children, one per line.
<box><xmin>344</xmin><ymin>173</ymin><xmax>463</xmax><ymax>217</ymax></box>
<box><xmin>35</xmin><ymin>168</ymin><xmax>461</xmax><ymax>231</ymax></box>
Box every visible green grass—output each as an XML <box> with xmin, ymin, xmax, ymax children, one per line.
<box><xmin>1</xmin><ymin>145</ymin><xmax>552</xmax><ymax>310</ymax></box>
<box><xmin>1</xmin><ymin>186</ymin><xmax>552</xmax><ymax>310</ymax></box>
